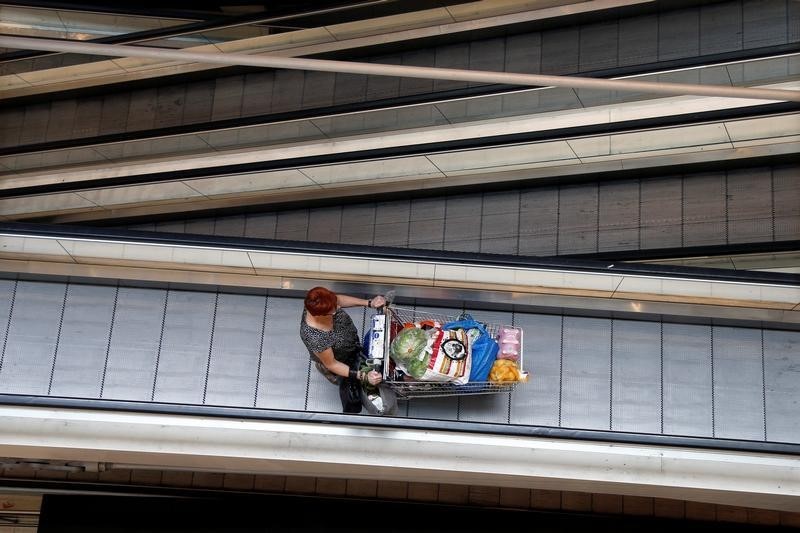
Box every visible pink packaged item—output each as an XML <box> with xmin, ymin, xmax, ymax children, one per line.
<box><xmin>497</xmin><ymin>326</ymin><xmax>522</xmax><ymax>361</ymax></box>
<box><xmin>499</xmin><ymin>342</ymin><xmax>520</xmax><ymax>361</ymax></box>
<box><xmin>499</xmin><ymin>326</ymin><xmax>521</xmax><ymax>343</ymax></box>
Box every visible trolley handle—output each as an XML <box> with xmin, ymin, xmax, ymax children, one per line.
<box><xmin>376</xmin><ymin>290</ymin><xmax>395</xmax><ymax>310</ymax></box>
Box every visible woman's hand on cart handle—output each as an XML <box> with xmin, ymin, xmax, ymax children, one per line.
<box><xmin>366</xmin><ymin>370</ymin><xmax>382</xmax><ymax>386</ymax></box>
<box><xmin>368</xmin><ymin>295</ymin><xmax>387</xmax><ymax>309</ymax></box>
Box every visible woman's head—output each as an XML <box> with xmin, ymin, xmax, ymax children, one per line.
<box><xmin>304</xmin><ymin>286</ymin><xmax>337</xmax><ymax>316</ymax></box>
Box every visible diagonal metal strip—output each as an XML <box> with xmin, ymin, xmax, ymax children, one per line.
<box><xmin>1</xmin><ymin>36</ymin><xmax>799</xmax><ymax>102</ymax></box>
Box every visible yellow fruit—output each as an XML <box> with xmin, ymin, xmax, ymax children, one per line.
<box><xmin>490</xmin><ymin>359</ymin><xmax>521</xmax><ymax>382</ymax></box>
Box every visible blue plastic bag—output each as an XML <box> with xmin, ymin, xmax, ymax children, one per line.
<box><xmin>443</xmin><ymin>314</ymin><xmax>499</xmax><ymax>382</ymax></box>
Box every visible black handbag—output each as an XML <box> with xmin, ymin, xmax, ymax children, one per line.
<box><xmin>339</xmin><ymin>376</ymin><xmax>363</xmax><ymax>413</ymax></box>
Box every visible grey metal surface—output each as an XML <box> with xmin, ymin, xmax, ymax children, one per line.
<box><xmin>560</xmin><ymin>317</ymin><xmax>612</xmax><ymax>431</ymax></box>
<box><xmin>0</xmin><ymin>279</ymin><xmax>797</xmax><ymax>446</ymax></box>
<box><xmin>774</xmin><ymin>166</ymin><xmax>800</xmax><ymax>242</ymax></box>
<box><xmin>444</xmin><ymin>195</ymin><xmax>482</xmax><ymax>253</ymax></box>
<box><xmin>127</xmin><ymin>164</ymin><xmax>797</xmax><ymax>260</ymax></box>
<box><xmin>0</xmin><ymin>281</ymin><xmax>66</xmax><ymax>395</ymax></box>
<box><xmin>764</xmin><ymin>329</ymin><xmax>800</xmax><ymax>443</ymax></box>
<box><xmin>611</xmin><ymin>319</ymin><xmax>661</xmax><ymax>434</ymax></box>
<box><xmin>727</xmin><ymin>167</ymin><xmax>773</xmax><ymax>244</ymax></box>
<box><xmin>255</xmin><ymin>296</ymin><xmax>308</xmax><ymax>412</ymax></box>
<box><xmin>49</xmin><ymin>284</ymin><xmax>116</xmax><ymax>398</ymax></box>
<box><xmin>662</xmin><ymin>323</ymin><xmax>713</xmax><ymax>437</ymax></box>
<box><xmin>683</xmin><ymin>172</ymin><xmax>727</xmax><ymax>247</ymax></box>
<box><xmin>152</xmin><ymin>290</ymin><xmax>216</xmax><ymax>404</ymax></box>
<box><xmin>518</xmin><ymin>188</ymin><xmax>559</xmax><ymax>256</ymax></box>
<box><xmin>640</xmin><ymin>176</ymin><xmax>682</xmax><ymax>249</ymax></box>
<box><xmin>598</xmin><ymin>180</ymin><xmax>640</xmax><ymax>253</ymax></box>
<box><xmin>510</xmin><ymin>313</ymin><xmax>562</xmax><ymax>427</ymax></box>
<box><xmin>0</xmin><ymin>280</ymin><xmax>15</xmax><ymax>371</ymax></box>
<box><xmin>102</xmin><ymin>287</ymin><xmax>166</xmax><ymax>401</ymax></box>
<box><xmin>204</xmin><ymin>292</ymin><xmax>265</xmax><ymax>408</ymax></box>
<box><xmin>713</xmin><ymin>326</ymin><xmax>766</xmax><ymax>441</ymax></box>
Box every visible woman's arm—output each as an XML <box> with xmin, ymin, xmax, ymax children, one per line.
<box><xmin>315</xmin><ymin>347</ymin><xmax>351</xmax><ymax>379</ymax></box>
<box><xmin>336</xmin><ymin>293</ymin><xmax>386</xmax><ymax>309</ymax></box>
<box><xmin>316</xmin><ymin>347</ymin><xmax>383</xmax><ymax>385</ymax></box>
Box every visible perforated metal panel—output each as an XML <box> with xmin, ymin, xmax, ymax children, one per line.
<box><xmin>509</xmin><ymin>314</ymin><xmax>562</xmax><ymax>427</ymax></box>
<box><xmin>713</xmin><ymin>326</ymin><xmax>766</xmax><ymax>440</ymax></box>
<box><xmin>340</xmin><ymin>204</ymin><xmax>376</xmax><ymax>246</ymax></box>
<box><xmin>204</xmin><ymin>293</ymin><xmax>265</xmax><ymax>408</ymax></box>
<box><xmin>598</xmin><ymin>180</ymin><xmax>640</xmax><ymax>253</ymax></box>
<box><xmin>611</xmin><ymin>320</ymin><xmax>661</xmax><ymax>433</ymax></box>
<box><xmin>683</xmin><ymin>172</ymin><xmax>726</xmax><ymax>247</ymax></box>
<box><xmin>519</xmin><ymin>188</ymin><xmax>558</xmax><ymax>256</ymax></box>
<box><xmin>558</xmin><ymin>185</ymin><xmax>599</xmax><ymax>255</ymax></box>
<box><xmin>773</xmin><ymin>166</ymin><xmax>800</xmax><ymax>241</ymax></box>
<box><xmin>763</xmin><ymin>329</ymin><xmax>800</xmax><ymax>443</ymax></box>
<box><xmin>374</xmin><ymin>200</ymin><xmax>411</xmax><ymax>248</ymax></box>
<box><xmin>49</xmin><ymin>284</ymin><xmax>116</xmax><ymax>398</ymax></box>
<box><xmin>700</xmin><ymin>2</ymin><xmax>743</xmax><ymax>54</ymax></box>
<box><xmin>480</xmin><ymin>192</ymin><xmax>520</xmax><ymax>255</ymax></box>
<box><xmin>137</xmin><ymin>165</ymin><xmax>792</xmax><ymax>262</ymax></box>
<box><xmin>256</xmin><ymin>296</ymin><xmax>309</xmax><ymax>412</ymax></box>
<box><xmin>659</xmin><ymin>8</ymin><xmax>700</xmax><ymax>61</ymax></box>
<box><xmin>0</xmin><ymin>280</ymin><xmax>15</xmax><ymax>364</ymax></box>
<box><xmin>409</xmin><ymin>198</ymin><xmax>445</xmax><ymax>251</ymax></box>
<box><xmin>444</xmin><ymin>195</ymin><xmax>482</xmax><ymax>253</ymax></box>
<box><xmin>102</xmin><ymin>287</ymin><xmax>166</xmax><ymax>401</ymax></box>
<box><xmin>0</xmin><ymin>281</ymin><xmax>66</xmax><ymax>395</ymax></box>
<box><xmin>308</xmin><ymin>207</ymin><xmax>343</xmax><ymax>244</ymax></box>
<box><xmin>275</xmin><ymin>210</ymin><xmax>310</xmax><ymax>241</ymax></box>
<box><xmin>561</xmin><ymin>317</ymin><xmax>611</xmax><ymax>430</ymax></box>
<box><xmin>662</xmin><ymin>323</ymin><xmax>713</xmax><ymax>437</ymax></box>
<box><xmin>727</xmin><ymin>168</ymin><xmax>773</xmax><ymax>244</ymax></box>
<box><xmin>152</xmin><ymin>290</ymin><xmax>216</xmax><ymax>404</ymax></box>
<box><xmin>640</xmin><ymin>177</ymin><xmax>682</xmax><ymax>249</ymax></box>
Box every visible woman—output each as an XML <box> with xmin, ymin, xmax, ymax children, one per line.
<box><xmin>299</xmin><ymin>286</ymin><xmax>385</xmax><ymax>413</ymax></box>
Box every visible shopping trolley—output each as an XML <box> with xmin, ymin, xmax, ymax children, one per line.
<box><xmin>365</xmin><ymin>305</ymin><xmax>526</xmax><ymax>400</ymax></box>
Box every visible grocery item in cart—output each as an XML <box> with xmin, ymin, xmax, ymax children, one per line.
<box><xmin>389</xmin><ymin>326</ymin><xmax>430</xmax><ymax>379</ymax></box>
<box><xmin>443</xmin><ymin>315</ymin><xmax>499</xmax><ymax>382</ymax></box>
<box><xmin>420</xmin><ymin>328</ymin><xmax>471</xmax><ymax>384</ymax></box>
<box><xmin>489</xmin><ymin>359</ymin><xmax>527</xmax><ymax>383</ymax></box>
<box><xmin>381</xmin><ymin>305</ymin><xmax>527</xmax><ymax>399</ymax></box>
<box><xmin>497</xmin><ymin>325</ymin><xmax>522</xmax><ymax>362</ymax></box>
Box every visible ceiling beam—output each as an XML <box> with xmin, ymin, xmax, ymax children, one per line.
<box><xmin>2</xmin><ymin>35</ymin><xmax>799</xmax><ymax>102</ymax></box>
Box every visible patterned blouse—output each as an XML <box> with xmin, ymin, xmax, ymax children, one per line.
<box><xmin>299</xmin><ymin>308</ymin><xmax>362</xmax><ymax>383</ymax></box>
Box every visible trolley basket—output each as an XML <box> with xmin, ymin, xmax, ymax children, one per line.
<box><xmin>370</xmin><ymin>305</ymin><xmax>525</xmax><ymax>400</ymax></box>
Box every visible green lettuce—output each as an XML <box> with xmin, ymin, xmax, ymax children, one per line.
<box><xmin>389</xmin><ymin>327</ymin><xmax>430</xmax><ymax>379</ymax></box>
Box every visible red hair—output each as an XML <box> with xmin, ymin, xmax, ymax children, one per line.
<box><xmin>305</xmin><ymin>286</ymin><xmax>337</xmax><ymax>316</ymax></box>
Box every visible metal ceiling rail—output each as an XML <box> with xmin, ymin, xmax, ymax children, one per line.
<box><xmin>2</xmin><ymin>35</ymin><xmax>799</xmax><ymax>102</ymax></box>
